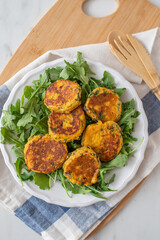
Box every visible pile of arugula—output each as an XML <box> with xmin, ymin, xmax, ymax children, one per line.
<box><xmin>0</xmin><ymin>52</ymin><xmax>140</xmax><ymax>199</ymax></box>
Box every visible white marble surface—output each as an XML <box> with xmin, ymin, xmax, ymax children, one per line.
<box><xmin>0</xmin><ymin>0</ymin><xmax>160</xmax><ymax>240</ymax></box>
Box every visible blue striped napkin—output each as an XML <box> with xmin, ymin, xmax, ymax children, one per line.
<box><xmin>0</xmin><ymin>28</ymin><xmax>160</xmax><ymax>240</ymax></box>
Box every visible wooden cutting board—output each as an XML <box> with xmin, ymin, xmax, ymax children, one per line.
<box><xmin>0</xmin><ymin>0</ymin><xmax>160</xmax><ymax>84</ymax></box>
<box><xmin>0</xmin><ymin>0</ymin><xmax>160</xmax><ymax>237</ymax></box>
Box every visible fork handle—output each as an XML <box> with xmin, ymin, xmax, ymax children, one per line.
<box><xmin>143</xmin><ymin>67</ymin><xmax>160</xmax><ymax>100</ymax></box>
<box><xmin>142</xmin><ymin>73</ymin><xmax>160</xmax><ymax>100</ymax></box>
<box><xmin>149</xmin><ymin>75</ymin><xmax>160</xmax><ymax>100</ymax></box>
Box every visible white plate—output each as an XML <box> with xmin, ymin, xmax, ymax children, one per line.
<box><xmin>0</xmin><ymin>58</ymin><xmax>148</xmax><ymax>207</ymax></box>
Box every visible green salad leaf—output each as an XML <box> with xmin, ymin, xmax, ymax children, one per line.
<box><xmin>1</xmin><ymin>110</ymin><xmax>16</xmax><ymax>131</ymax></box>
<box><xmin>1</xmin><ymin>127</ymin><xmax>24</xmax><ymax>146</ymax></box>
<box><xmin>21</xmin><ymin>171</ymin><xmax>34</xmax><ymax>182</ymax></box>
<box><xmin>14</xmin><ymin>158</ymin><xmax>24</xmax><ymax>185</ymax></box>
<box><xmin>118</xmin><ymin>99</ymin><xmax>140</xmax><ymax>132</ymax></box>
<box><xmin>60</xmin><ymin>52</ymin><xmax>94</xmax><ymax>84</ymax></box>
<box><xmin>118</xmin><ymin>99</ymin><xmax>140</xmax><ymax>155</ymax></box>
<box><xmin>14</xmin><ymin>157</ymin><xmax>34</xmax><ymax>182</ymax></box>
<box><xmin>12</xmin><ymin>145</ymin><xmax>24</xmax><ymax>158</ymax></box>
<box><xmin>101</xmin><ymin>153</ymin><xmax>128</xmax><ymax>170</ymax></box>
<box><xmin>33</xmin><ymin>173</ymin><xmax>50</xmax><ymax>190</ymax></box>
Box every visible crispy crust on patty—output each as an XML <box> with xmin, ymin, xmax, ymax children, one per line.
<box><xmin>81</xmin><ymin>121</ymin><xmax>123</xmax><ymax>162</ymax></box>
<box><xmin>24</xmin><ymin>134</ymin><xmax>68</xmax><ymax>174</ymax></box>
<box><xmin>44</xmin><ymin>79</ymin><xmax>81</xmax><ymax>113</ymax></box>
<box><xmin>63</xmin><ymin>146</ymin><xmax>101</xmax><ymax>186</ymax></box>
<box><xmin>85</xmin><ymin>87</ymin><xmax>122</xmax><ymax>122</ymax></box>
<box><xmin>48</xmin><ymin>106</ymin><xmax>86</xmax><ymax>142</ymax></box>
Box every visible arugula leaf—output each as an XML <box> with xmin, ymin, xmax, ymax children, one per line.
<box><xmin>101</xmin><ymin>71</ymin><xmax>115</xmax><ymax>88</ymax></box>
<box><xmin>24</xmin><ymin>86</ymin><xmax>34</xmax><ymax>99</ymax></box>
<box><xmin>101</xmin><ymin>153</ymin><xmax>128</xmax><ymax>170</ymax></box>
<box><xmin>64</xmin><ymin>60</ymin><xmax>90</xmax><ymax>84</ymax></box>
<box><xmin>47</xmin><ymin>67</ymin><xmax>63</xmax><ymax>80</ymax></box>
<box><xmin>81</xmin><ymin>84</ymin><xmax>89</xmax><ymax>105</ymax></box>
<box><xmin>118</xmin><ymin>99</ymin><xmax>140</xmax><ymax>132</ymax></box>
<box><xmin>17</xmin><ymin>100</ymin><xmax>37</xmax><ymax>127</ymax></box>
<box><xmin>14</xmin><ymin>158</ymin><xmax>24</xmax><ymax>185</ymax></box>
<box><xmin>125</xmin><ymin>137</ymin><xmax>144</xmax><ymax>156</ymax></box>
<box><xmin>122</xmin><ymin>133</ymin><xmax>138</xmax><ymax>145</ymax></box>
<box><xmin>97</xmin><ymin>172</ymin><xmax>116</xmax><ymax>191</ymax></box>
<box><xmin>21</xmin><ymin>171</ymin><xmax>34</xmax><ymax>181</ymax></box>
<box><xmin>76</xmin><ymin>52</ymin><xmax>95</xmax><ymax>75</ymax></box>
<box><xmin>10</xmin><ymin>104</ymin><xmax>15</xmax><ymax>114</ymax></box>
<box><xmin>117</xmin><ymin>99</ymin><xmax>140</xmax><ymax>155</ymax></box>
<box><xmin>19</xmin><ymin>131</ymin><xmax>25</xmax><ymax>142</ymax></box>
<box><xmin>59</xmin><ymin>65</ymin><xmax>74</xmax><ymax>80</ymax></box>
<box><xmin>33</xmin><ymin>173</ymin><xmax>51</xmax><ymax>190</ymax></box>
<box><xmin>64</xmin><ymin>181</ymin><xmax>91</xmax><ymax>195</ymax></box>
<box><xmin>20</xmin><ymin>95</ymin><xmax>25</xmax><ymax>113</ymax></box>
<box><xmin>1</xmin><ymin>127</ymin><xmax>23</xmax><ymax>145</ymax></box>
<box><xmin>48</xmin><ymin>170</ymin><xmax>58</xmax><ymax>184</ymax></box>
<box><xmin>1</xmin><ymin>110</ymin><xmax>16</xmax><ymax>130</ymax></box>
<box><xmin>58</xmin><ymin>169</ymin><xmax>71</xmax><ymax>198</ymax></box>
<box><xmin>17</xmin><ymin>114</ymin><xmax>33</xmax><ymax>127</ymax></box>
<box><xmin>24</xmin><ymin>71</ymin><xmax>50</xmax><ymax>108</ymax></box>
<box><xmin>35</xmin><ymin>116</ymin><xmax>48</xmax><ymax>133</ymax></box>
<box><xmin>60</xmin><ymin>52</ymin><xmax>95</xmax><ymax>85</ymax></box>
<box><xmin>89</xmin><ymin>78</ymin><xmax>99</xmax><ymax>91</ymax></box>
<box><xmin>12</xmin><ymin>145</ymin><xmax>24</xmax><ymax>158</ymax></box>
<box><xmin>16</xmin><ymin>99</ymin><xmax>21</xmax><ymax>112</ymax></box>
<box><xmin>89</xmin><ymin>192</ymin><xmax>108</xmax><ymax>199</ymax></box>
<box><xmin>113</xmin><ymin>88</ymin><xmax>126</xmax><ymax>96</ymax></box>
<box><xmin>62</xmin><ymin>178</ymin><xmax>107</xmax><ymax>199</ymax></box>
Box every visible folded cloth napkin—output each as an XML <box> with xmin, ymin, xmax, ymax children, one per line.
<box><xmin>0</xmin><ymin>27</ymin><xmax>160</xmax><ymax>240</ymax></box>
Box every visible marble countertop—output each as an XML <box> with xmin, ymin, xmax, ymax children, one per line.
<box><xmin>0</xmin><ymin>0</ymin><xmax>160</xmax><ymax>240</ymax></box>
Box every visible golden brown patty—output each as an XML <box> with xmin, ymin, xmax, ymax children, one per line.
<box><xmin>24</xmin><ymin>134</ymin><xmax>68</xmax><ymax>174</ymax></box>
<box><xmin>48</xmin><ymin>106</ymin><xmax>86</xmax><ymax>142</ymax></box>
<box><xmin>85</xmin><ymin>87</ymin><xmax>122</xmax><ymax>122</ymax></box>
<box><xmin>81</xmin><ymin>121</ymin><xmax>123</xmax><ymax>162</ymax></box>
<box><xmin>44</xmin><ymin>79</ymin><xmax>81</xmax><ymax>113</ymax></box>
<box><xmin>63</xmin><ymin>146</ymin><xmax>101</xmax><ymax>186</ymax></box>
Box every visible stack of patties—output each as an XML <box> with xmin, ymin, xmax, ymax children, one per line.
<box><xmin>24</xmin><ymin>80</ymin><xmax>123</xmax><ymax>187</ymax></box>
<box><xmin>24</xmin><ymin>79</ymin><xmax>86</xmax><ymax>174</ymax></box>
<box><xmin>82</xmin><ymin>87</ymin><xmax>123</xmax><ymax>162</ymax></box>
<box><xmin>45</xmin><ymin>79</ymin><xmax>86</xmax><ymax>142</ymax></box>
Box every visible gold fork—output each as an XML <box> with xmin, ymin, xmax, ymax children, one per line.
<box><xmin>108</xmin><ymin>30</ymin><xmax>160</xmax><ymax>101</ymax></box>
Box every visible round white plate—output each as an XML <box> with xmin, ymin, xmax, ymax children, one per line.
<box><xmin>0</xmin><ymin>58</ymin><xmax>148</xmax><ymax>207</ymax></box>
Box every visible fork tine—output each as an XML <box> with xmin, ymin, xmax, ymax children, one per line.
<box><xmin>109</xmin><ymin>43</ymin><xmax>149</xmax><ymax>80</ymax></box>
<box><xmin>114</xmin><ymin>39</ymin><xmax>130</xmax><ymax>59</ymax></box>
<box><xmin>109</xmin><ymin>43</ymin><xmax>127</xmax><ymax>63</ymax></box>
<box><xmin>119</xmin><ymin>37</ymin><xmax>137</xmax><ymax>56</ymax></box>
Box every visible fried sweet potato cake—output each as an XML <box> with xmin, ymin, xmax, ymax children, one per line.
<box><xmin>85</xmin><ymin>87</ymin><xmax>122</xmax><ymax>122</ymax></box>
<box><xmin>24</xmin><ymin>134</ymin><xmax>68</xmax><ymax>174</ymax></box>
<box><xmin>63</xmin><ymin>146</ymin><xmax>101</xmax><ymax>186</ymax></box>
<box><xmin>48</xmin><ymin>106</ymin><xmax>86</xmax><ymax>142</ymax></box>
<box><xmin>44</xmin><ymin>79</ymin><xmax>81</xmax><ymax>113</ymax></box>
<box><xmin>82</xmin><ymin>121</ymin><xmax>123</xmax><ymax>162</ymax></box>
